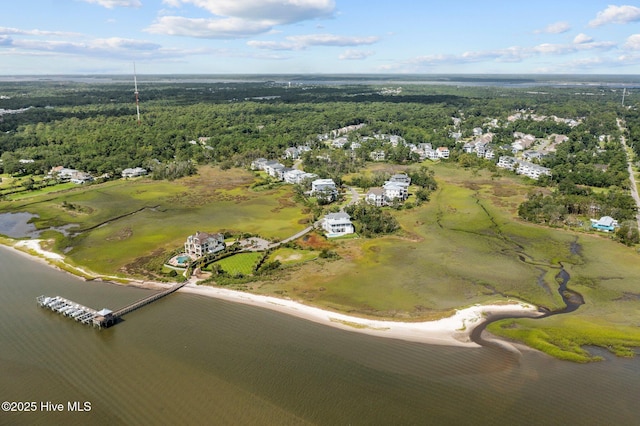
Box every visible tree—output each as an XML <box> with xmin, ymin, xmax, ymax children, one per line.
<box><xmin>616</xmin><ymin>221</ymin><xmax>639</xmax><ymax>246</ymax></box>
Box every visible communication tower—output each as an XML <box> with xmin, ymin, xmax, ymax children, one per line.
<box><xmin>134</xmin><ymin>63</ymin><xmax>141</xmax><ymax>125</ymax></box>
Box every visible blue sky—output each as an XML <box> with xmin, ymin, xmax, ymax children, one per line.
<box><xmin>2</xmin><ymin>0</ymin><xmax>640</xmax><ymax>75</ymax></box>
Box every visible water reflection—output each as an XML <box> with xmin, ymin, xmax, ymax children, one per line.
<box><xmin>0</xmin><ymin>212</ymin><xmax>78</xmax><ymax>238</ymax></box>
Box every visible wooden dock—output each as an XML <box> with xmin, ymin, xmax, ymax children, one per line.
<box><xmin>37</xmin><ymin>281</ymin><xmax>188</xmax><ymax>328</ymax></box>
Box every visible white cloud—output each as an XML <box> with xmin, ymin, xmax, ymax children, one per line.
<box><xmin>339</xmin><ymin>49</ymin><xmax>374</xmax><ymax>60</ymax></box>
<box><xmin>589</xmin><ymin>5</ymin><xmax>640</xmax><ymax>27</ymax></box>
<box><xmin>287</xmin><ymin>34</ymin><xmax>378</xmax><ymax>47</ymax></box>
<box><xmin>81</xmin><ymin>0</ymin><xmax>142</xmax><ymax>8</ymax></box>
<box><xmin>247</xmin><ymin>40</ymin><xmax>300</xmax><ymax>50</ymax></box>
<box><xmin>403</xmin><ymin>39</ymin><xmax>616</xmax><ymax>70</ymax></box>
<box><xmin>248</xmin><ymin>33</ymin><xmax>378</xmax><ymax>51</ymax></box>
<box><xmin>0</xmin><ymin>27</ymin><xmax>82</xmax><ymax>37</ymax></box>
<box><xmin>146</xmin><ymin>16</ymin><xmax>272</xmax><ymax>38</ymax></box>
<box><xmin>535</xmin><ymin>21</ymin><xmax>571</xmax><ymax>34</ymax></box>
<box><xmin>0</xmin><ymin>36</ymin><xmax>168</xmax><ymax>60</ymax></box>
<box><xmin>151</xmin><ymin>1</ymin><xmax>336</xmax><ymax>39</ymax></box>
<box><xmin>162</xmin><ymin>0</ymin><xmax>335</xmax><ymax>25</ymax></box>
<box><xmin>624</xmin><ymin>34</ymin><xmax>640</xmax><ymax>50</ymax></box>
<box><xmin>573</xmin><ymin>33</ymin><xmax>593</xmax><ymax>44</ymax></box>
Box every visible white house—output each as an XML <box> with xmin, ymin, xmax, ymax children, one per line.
<box><xmin>70</xmin><ymin>172</ymin><xmax>93</xmax><ymax>185</ymax></box>
<box><xmin>497</xmin><ymin>156</ymin><xmax>518</xmax><ymax>171</ymax></box>
<box><xmin>436</xmin><ymin>147</ymin><xmax>450</xmax><ymax>159</ymax></box>
<box><xmin>263</xmin><ymin>161</ymin><xmax>285</xmax><ymax>179</ymax></box>
<box><xmin>516</xmin><ymin>162</ymin><xmax>551</xmax><ymax>180</ymax></box>
<box><xmin>365</xmin><ymin>187</ymin><xmax>385</xmax><ymax>207</ymax></box>
<box><xmin>370</xmin><ymin>150</ymin><xmax>386</xmax><ymax>161</ymax></box>
<box><xmin>322</xmin><ymin>212</ymin><xmax>355</xmax><ymax>237</ymax></box>
<box><xmin>383</xmin><ymin>181</ymin><xmax>408</xmax><ymax>202</ymax></box>
<box><xmin>389</xmin><ymin>173</ymin><xmax>411</xmax><ymax>185</ymax></box>
<box><xmin>311</xmin><ymin>178</ymin><xmax>338</xmax><ymax>201</ymax></box>
<box><xmin>184</xmin><ymin>231</ymin><xmax>225</xmax><ymax>257</ymax></box>
<box><xmin>284</xmin><ymin>147</ymin><xmax>299</xmax><ymax>159</ymax></box>
<box><xmin>122</xmin><ymin>167</ymin><xmax>147</xmax><ymax>178</ymax></box>
<box><xmin>251</xmin><ymin>158</ymin><xmax>269</xmax><ymax>170</ymax></box>
<box><xmin>283</xmin><ymin>169</ymin><xmax>317</xmax><ymax>185</ymax></box>
<box><xmin>331</xmin><ymin>137</ymin><xmax>349</xmax><ymax>148</ymax></box>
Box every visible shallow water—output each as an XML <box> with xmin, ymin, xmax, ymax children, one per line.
<box><xmin>1</xmin><ymin>246</ymin><xmax>639</xmax><ymax>425</ymax></box>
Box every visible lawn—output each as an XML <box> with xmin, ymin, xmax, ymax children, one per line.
<box><xmin>209</xmin><ymin>252</ymin><xmax>263</xmax><ymax>276</ymax></box>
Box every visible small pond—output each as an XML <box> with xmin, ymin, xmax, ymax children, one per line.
<box><xmin>0</xmin><ymin>212</ymin><xmax>79</xmax><ymax>238</ymax></box>
<box><xmin>0</xmin><ymin>212</ymin><xmax>39</xmax><ymax>238</ymax></box>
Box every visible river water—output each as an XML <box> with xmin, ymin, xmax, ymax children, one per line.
<box><xmin>1</xmin><ymin>246</ymin><xmax>639</xmax><ymax>425</ymax></box>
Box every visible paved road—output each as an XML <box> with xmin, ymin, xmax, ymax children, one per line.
<box><xmin>618</xmin><ymin>118</ymin><xmax>640</xmax><ymax>230</ymax></box>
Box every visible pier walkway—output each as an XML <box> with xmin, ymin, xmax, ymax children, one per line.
<box><xmin>37</xmin><ymin>280</ymin><xmax>188</xmax><ymax>328</ymax></box>
<box><xmin>112</xmin><ymin>281</ymin><xmax>187</xmax><ymax>317</ymax></box>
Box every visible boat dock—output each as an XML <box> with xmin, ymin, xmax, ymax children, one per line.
<box><xmin>37</xmin><ymin>281</ymin><xmax>188</xmax><ymax>328</ymax></box>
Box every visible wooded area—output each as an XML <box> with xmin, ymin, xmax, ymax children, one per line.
<box><xmin>1</xmin><ymin>78</ymin><xmax>638</xmax><ymax>242</ymax></box>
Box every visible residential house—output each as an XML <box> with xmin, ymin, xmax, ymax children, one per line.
<box><xmin>424</xmin><ymin>147</ymin><xmax>439</xmax><ymax>160</ymax></box>
<box><xmin>284</xmin><ymin>147</ymin><xmax>299</xmax><ymax>159</ymax></box>
<box><xmin>370</xmin><ymin>150</ymin><xmax>386</xmax><ymax>161</ymax></box>
<box><xmin>590</xmin><ymin>216</ymin><xmax>619</xmax><ymax>232</ymax></box>
<box><xmin>70</xmin><ymin>172</ymin><xmax>93</xmax><ymax>184</ymax></box>
<box><xmin>283</xmin><ymin>169</ymin><xmax>317</xmax><ymax>185</ymax></box>
<box><xmin>383</xmin><ymin>181</ymin><xmax>408</xmax><ymax>202</ymax></box>
<box><xmin>184</xmin><ymin>231</ymin><xmax>226</xmax><ymax>257</ymax></box>
<box><xmin>251</xmin><ymin>158</ymin><xmax>269</xmax><ymax>170</ymax></box>
<box><xmin>50</xmin><ymin>167</ymin><xmax>79</xmax><ymax>181</ymax></box>
<box><xmin>462</xmin><ymin>142</ymin><xmax>476</xmax><ymax>153</ymax></box>
<box><xmin>322</xmin><ymin>212</ymin><xmax>355</xmax><ymax>237</ymax></box>
<box><xmin>474</xmin><ymin>141</ymin><xmax>489</xmax><ymax>158</ymax></box>
<box><xmin>389</xmin><ymin>173</ymin><xmax>411</xmax><ymax>185</ymax></box>
<box><xmin>497</xmin><ymin>156</ymin><xmax>518</xmax><ymax>171</ymax></box>
<box><xmin>311</xmin><ymin>178</ymin><xmax>338</xmax><ymax>201</ymax></box>
<box><xmin>365</xmin><ymin>187</ymin><xmax>385</xmax><ymax>207</ymax></box>
<box><xmin>516</xmin><ymin>161</ymin><xmax>551</xmax><ymax>180</ymax></box>
<box><xmin>122</xmin><ymin>167</ymin><xmax>147</xmax><ymax>178</ymax></box>
<box><xmin>263</xmin><ymin>160</ymin><xmax>285</xmax><ymax>179</ymax></box>
<box><xmin>331</xmin><ymin>137</ymin><xmax>349</xmax><ymax>148</ymax></box>
<box><xmin>436</xmin><ymin>147</ymin><xmax>450</xmax><ymax>159</ymax></box>
<box><xmin>523</xmin><ymin>151</ymin><xmax>543</xmax><ymax>161</ymax></box>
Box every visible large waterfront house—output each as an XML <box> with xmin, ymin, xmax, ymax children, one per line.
<box><xmin>322</xmin><ymin>212</ymin><xmax>355</xmax><ymax>237</ymax></box>
<box><xmin>184</xmin><ymin>231</ymin><xmax>226</xmax><ymax>257</ymax></box>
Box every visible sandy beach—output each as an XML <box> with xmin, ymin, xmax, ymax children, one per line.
<box><xmin>4</xmin><ymin>238</ymin><xmax>544</xmax><ymax>347</ymax></box>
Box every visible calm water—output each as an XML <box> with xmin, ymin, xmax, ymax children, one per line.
<box><xmin>1</xmin><ymin>246</ymin><xmax>640</xmax><ymax>425</ymax></box>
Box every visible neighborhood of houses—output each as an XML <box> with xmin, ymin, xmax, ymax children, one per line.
<box><xmin>44</xmin><ymin>165</ymin><xmax>148</xmax><ymax>183</ymax></box>
<box><xmin>20</xmin><ymin>114</ymin><xmax>624</xmax><ymax>254</ymax></box>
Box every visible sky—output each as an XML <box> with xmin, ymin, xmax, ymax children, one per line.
<box><xmin>1</xmin><ymin>0</ymin><xmax>640</xmax><ymax>75</ymax></box>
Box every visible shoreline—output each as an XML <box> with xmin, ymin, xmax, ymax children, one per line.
<box><xmin>2</xmin><ymin>238</ymin><xmax>544</xmax><ymax>348</ymax></box>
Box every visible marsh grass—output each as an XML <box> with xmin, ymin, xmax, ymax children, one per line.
<box><xmin>0</xmin><ymin>166</ymin><xmax>310</xmax><ymax>275</ymax></box>
<box><xmin>488</xmin><ymin>316</ymin><xmax>640</xmax><ymax>362</ymax></box>
<box><xmin>4</xmin><ymin>163</ymin><xmax>640</xmax><ymax>360</ymax></box>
